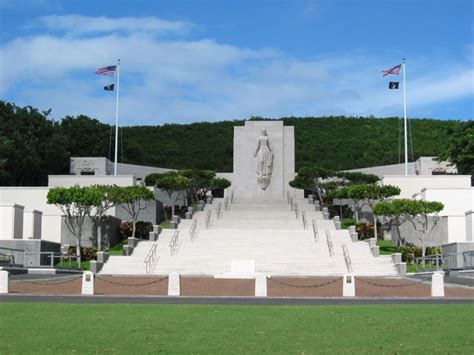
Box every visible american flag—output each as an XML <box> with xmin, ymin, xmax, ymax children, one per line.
<box><xmin>95</xmin><ymin>65</ymin><xmax>117</xmax><ymax>76</ymax></box>
<box><xmin>381</xmin><ymin>64</ymin><xmax>401</xmax><ymax>77</ymax></box>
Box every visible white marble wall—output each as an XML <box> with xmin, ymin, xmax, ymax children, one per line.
<box><xmin>232</xmin><ymin>121</ymin><xmax>296</xmax><ymax>199</ymax></box>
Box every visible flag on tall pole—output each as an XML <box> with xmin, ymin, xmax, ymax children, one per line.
<box><xmin>113</xmin><ymin>59</ymin><xmax>120</xmax><ymax>176</ymax></box>
<box><xmin>95</xmin><ymin>61</ymin><xmax>120</xmax><ymax>176</ymax></box>
<box><xmin>389</xmin><ymin>82</ymin><xmax>399</xmax><ymax>89</ymax></box>
<box><xmin>402</xmin><ymin>58</ymin><xmax>408</xmax><ymax>176</ymax></box>
<box><xmin>381</xmin><ymin>64</ymin><xmax>401</xmax><ymax>77</ymax></box>
<box><xmin>95</xmin><ymin>65</ymin><xmax>117</xmax><ymax>76</ymax></box>
<box><xmin>382</xmin><ymin>61</ymin><xmax>408</xmax><ymax>175</ymax></box>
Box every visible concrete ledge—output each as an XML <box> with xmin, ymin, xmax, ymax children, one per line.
<box><xmin>371</xmin><ymin>246</ymin><xmax>380</xmax><ymax>257</ymax></box>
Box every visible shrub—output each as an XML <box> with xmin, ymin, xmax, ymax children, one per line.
<box><xmin>68</xmin><ymin>246</ymin><xmax>97</xmax><ymax>260</ymax></box>
<box><xmin>119</xmin><ymin>221</ymin><xmax>153</xmax><ymax>240</ymax></box>
<box><xmin>356</xmin><ymin>222</ymin><xmax>383</xmax><ymax>240</ymax></box>
<box><xmin>400</xmin><ymin>245</ymin><xmax>441</xmax><ymax>263</ymax></box>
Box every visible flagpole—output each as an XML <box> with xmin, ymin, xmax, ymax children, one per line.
<box><xmin>402</xmin><ymin>58</ymin><xmax>408</xmax><ymax>176</ymax></box>
<box><xmin>114</xmin><ymin>59</ymin><xmax>120</xmax><ymax>176</ymax></box>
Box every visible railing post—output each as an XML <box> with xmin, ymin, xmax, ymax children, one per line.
<box><xmin>343</xmin><ymin>274</ymin><xmax>355</xmax><ymax>297</ymax></box>
<box><xmin>0</xmin><ymin>271</ymin><xmax>9</xmax><ymax>294</ymax></box>
<box><xmin>431</xmin><ymin>272</ymin><xmax>444</xmax><ymax>297</ymax></box>
<box><xmin>82</xmin><ymin>271</ymin><xmax>95</xmax><ymax>295</ymax></box>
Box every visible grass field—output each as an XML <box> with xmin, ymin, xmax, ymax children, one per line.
<box><xmin>1</xmin><ymin>303</ymin><xmax>473</xmax><ymax>353</ymax></box>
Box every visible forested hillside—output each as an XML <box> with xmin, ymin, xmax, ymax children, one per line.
<box><xmin>0</xmin><ymin>101</ymin><xmax>462</xmax><ymax>186</ymax></box>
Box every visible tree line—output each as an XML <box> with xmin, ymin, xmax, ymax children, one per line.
<box><xmin>0</xmin><ymin>100</ymin><xmax>469</xmax><ymax>186</ymax></box>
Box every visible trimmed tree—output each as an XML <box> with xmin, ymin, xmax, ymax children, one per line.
<box><xmin>336</xmin><ymin>171</ymin><xmax>380</xmax><ymax>185</ymax></box>
<box><xmin>342</xmin><ymin>184</ymin><xmax>400</xmax><ymax>240</ymax></box>
<box><xmin>90</xmin><ymin>185</ymin><xmax>121</xmax><ymax>250</ymax></box>
<box><xmin>289</xmin><ymin>165</ymin><xmax>334</xmax><ymax>205</ymax></box>
<box><xmin>154</xmin><ymin>172</ymin><xmax>191</xmax><ymax>217</ymax></box>
<box><xmin>211</xmin><ymin>177</ymin><xmax>232</xmax><ymax>191</ymax></box>
<box><xmin>374</xmin><ymin>199</ymin><xmax>444</xmax><ymax>261</ymax></box>
<box><xmin>178</xmin><ymin>169</ymin><xmax>216</xmax><ymax>202</ymax></box>
<box><xmin>47</xmin><ymin>185</ymin><xmax>102</xmax><ymax>256</ymax></box>
<box><xmin>115</xmin><ymin>185</ymin><xmax>154</xmax><ymax>239</ymax></box>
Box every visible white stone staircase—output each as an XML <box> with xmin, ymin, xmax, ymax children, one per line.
<box><xmin>99</xmin><ymin>197</ymin><xmax>399</xmax><ymax>276</ymax></box>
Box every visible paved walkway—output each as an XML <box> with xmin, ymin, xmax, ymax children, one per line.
<box><xmin>1</xmin><ymin>294</ymin><xmax>473</xmax><ymax>305</ymax></box>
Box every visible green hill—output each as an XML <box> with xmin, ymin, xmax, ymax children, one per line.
<box><xmin>0</xmin><ymin>100</ymin><xmax>460</xmax><ymax>186</ymax></box>
<box><xmin>121</xmin><ymin>116</ymin><xmax>457</xmax><ymax>172</ymax></box>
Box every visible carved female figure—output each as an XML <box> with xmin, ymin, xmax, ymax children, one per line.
<box><xmin>253</xmin><ymin>129</ymin><xmax>274</xmax><ymax>190</ymax></box>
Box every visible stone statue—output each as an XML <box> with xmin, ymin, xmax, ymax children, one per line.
<box><xmin>253</xmin><ymin>129</ymin><xmax>274</xmax><ymax>190</ymax></box>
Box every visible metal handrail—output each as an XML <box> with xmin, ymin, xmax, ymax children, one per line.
<box><xmin>325</xmin><ymin>231</ymin><xmax>334</xmax><ymax>257</ymax></box>
<box><xmin>189</xmin><ymin>219</ymin><xmax>198</xmax><ymax>241</ymax></box>
<box><xmin>0</xmin><ymin>247</ymin><xmax>25</xmax><ymax>267</ymax></box>
<box><xmin>294</xmin><ymin>203</ymin><xmax>299</xmax><ymax>219</ymax></box>
<box><xmin>301</xmin><ymin>210</ymin><xmax>307</xmax><ymax>229</ymax></box>
<box><xmin>205</xmin><ymin>210</ymin><xmax>212</xmax><ymax>229</ymax></box>
<box><xmin>216</xmin><ymin>202</ymin><xmax>222</xmax><ymax>218</ymax></box>
<box><xmin>312</xmin><ymin>220</ymin><xmax>319</xmax><ymax>242</ymax></box>
<box><xmin>224</xmin><ymin>196</ymin><xmax>229</xmax><ymax>210</ymax></box>
<box><xmin>342</xmin><ymin>244</ymin><xmax>352</xmax><ymax>273</ymax></box>
<box><xmin>290</xmin><ymin>197</ymin><xmax>294</xmax><ymax>211</ymax></box>
<box><xmin>144</xmin><ymin>243</ymin><xmax>159</xmax><ymax>273</ymax></box>
<box><xmin>287</xmin><ymin>190</ymin><xmax>290</xmax><ymax>204</ymax></box>
<box><xmin>230</xmin><ymin>191</ymin><xmax>235</xmax><ymax>204</ymax></box>
<box><xmin>169</xmin><ymin>230</ymin><xmax>180</xmax><ymax>256</ymax></box>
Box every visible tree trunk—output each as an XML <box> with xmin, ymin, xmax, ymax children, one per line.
<box><xmin>355</xmin><ymin>209</ymin><xmax>359</xmax><ymax>223</ymax></box>
<box><xmin>316</xmin><ymin>189</ymin><xmax>324</xmax><ymax>206</ymax></box>
<box><xmin>373</xmin><ymin>212</ymin><xmax>378</xmax><ymax>240</ymax></box>
<box><xmin>171</xmin><ymin>204</ymin><xmax>175</xmax><ymax>217</ymax></box>
<box><xmin>396</xmin><ymin>224</ymin><xmax>404</xmax><ymax>246</ymax></box>
<box><xmin>132</xmin><ymin>220</ymin><xmax>137</xmax><ymax>239</ymax></box>
<box><xmin>97</xmin><ymin>217</ymin><xmax>102</xmax><ymax>251</ymax></box>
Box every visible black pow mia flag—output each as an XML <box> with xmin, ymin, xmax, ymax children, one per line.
<box><xmin>389</xmin><ymin>82</ymin><xmax>399</xmax><ymax>89</ymax></box>
<box><xmin>104</xmin><ymin>84</ymin><xmax>115</xmax><ymax>91</ymax></box>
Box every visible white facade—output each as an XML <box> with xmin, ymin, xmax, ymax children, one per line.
<box><xmin>381</xmin><ymin>175</ymin><xmax>471</xmax><ymax>199</ymax></box>
<box><xmin>347</xmin><ymin>157</ymin><xmax>457</xmax><ymax>178</ymax></box>
<box><xmin>0</xmin><ymin>188</ymin><xmax>60</xmax><ymax>242</ymax></box>
<box><xmin>381</xmin><ymin>175</ymin><xmax>473</xmax><ymax>245</ymax></box>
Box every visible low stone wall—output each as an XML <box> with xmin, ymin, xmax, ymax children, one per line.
<box><xmin>267</xmin><ymin>277</ymin><xmax>342</xmax><ymax>297</ymax></box>
<box><xmin>180</xmin><ymin>276</ymin><xmax>255</xmax><ymax>296</ymax></box>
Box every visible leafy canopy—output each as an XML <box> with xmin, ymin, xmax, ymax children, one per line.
<box><xmin>373</xmin><ymin>199</ymin><xmax>444</xmax><ymax>217</ymax></box>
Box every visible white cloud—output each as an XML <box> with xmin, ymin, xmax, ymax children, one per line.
<box><xmin>37</xmin><ymin>15</ymin><xmax>193</xmax><ymax>36</ymax></box>
<box><xmin>1</xmin><ymin>14</ymin><xmax>473</xmax><ymax>124</ymax></box>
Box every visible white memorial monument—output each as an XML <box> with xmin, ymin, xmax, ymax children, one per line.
<box><xmin>232</xmin><ymin>121</ymin><xmax>296</xmax><ymax>199</ymax></box>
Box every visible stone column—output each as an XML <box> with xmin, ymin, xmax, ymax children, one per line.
<box><xmin>466</xmin><ymin>210</ymin><xmax>473</xmax><ymax>242</ymax></box>
<box><xmin>0</xmin><ymin>204</ymin><xmax>24</xmax><ymax>240</ymax></box>
<box><xmin>23</xmin><ymin>210</ymin><xmax>42</xmax><ymax>239</ymax></box>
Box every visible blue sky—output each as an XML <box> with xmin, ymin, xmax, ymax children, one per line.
<box><xmin>0</xmin><ymin>0</ymin><xmax>472</xmax><ymax>125</ymax></box>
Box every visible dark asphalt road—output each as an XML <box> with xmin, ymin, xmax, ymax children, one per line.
<box><xmin>1</xmin><ymin>294</ymin><xmax>473</xmax><ymax>305</ymax></box>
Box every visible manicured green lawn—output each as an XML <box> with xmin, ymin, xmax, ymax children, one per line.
<box><xmin>341</xmin><ymin>218</ymin><xmax>356</xmax><ymax>230</ymax></box>
<box><xmin>55</xmin><ymin>258</ymin><xmax>90</xmax><ymax>271</ymax></box>
<box><xmin>377</xmin><ymin>239</ymin><xmax>400</xmax><ymax>255</ymax></box>
<box><xmin>108</xmin><ymin>240</ymin><xmax>127</xmax><ymax>256</ymax></box>
<box><xmin>160</xmin><ymin>218</ymin><xmax>172</xmax><ymax>228</ymax></box>
<box><xmin>0</xmin><ymin>303</ymin><xmax>473</xmax><ymax>353</ymax></box>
